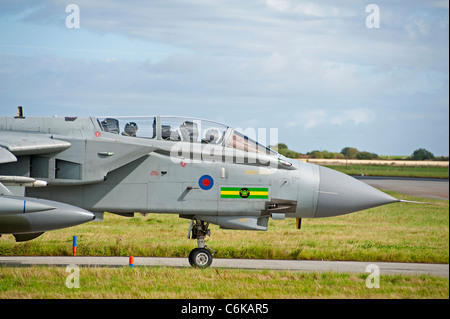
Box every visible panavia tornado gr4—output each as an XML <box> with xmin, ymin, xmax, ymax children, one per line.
<box><xmin>0</xmin><ymin>107</ymin><xmax>408</xmax><ymax>268</ymax></box>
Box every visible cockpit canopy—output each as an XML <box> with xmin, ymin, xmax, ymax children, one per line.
<box><xmin>97</xmin><ymin>116</ymin><xmax>277</xmax><ymax>156</ymax></box>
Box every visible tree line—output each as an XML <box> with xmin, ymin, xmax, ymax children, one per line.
<box><xmin>272</xmin><ymin>144</ymin><xmax>447</xmax><ymax>161</ymax></box>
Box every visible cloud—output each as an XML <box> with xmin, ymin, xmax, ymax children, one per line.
<box><xmin>266</xmin><ymin>0</ymin><xmax>289</xmax><ymax>12</ymax></box>
<box><xmin>0</xmin><ymin>0</ymin><xmax>448</xmax><ymax>155</ymax></box>
<box><xmin>287</xmin><ymin>109</ymin><xmax>327</xmax><ymax>129</ymax></box>
<box><xmin>288</xmin><ymin>109</ymin><xmax>375</xmax><ymax>130</ymax></box>
<box><xmin>431</xmin><ymin>0</ymin><xmax>449</xmax><ymax>9</ymax></box>
<box><xmin>294</xmin><ymin>2</ymin><xmax>357</xmax><ymax>18</ymax></box>
<box><xmin>330</xmin><ymin>109</ymin><xmax>375</xmax><ymax>126</ymax></box>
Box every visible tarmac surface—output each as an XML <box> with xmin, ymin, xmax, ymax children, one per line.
<box><xmin>355</xmin><ymin>176</ymin><xmax>449</xmax><ymax>200</ymax></box>
<box><xmin>0</xmin><ymin>256</ymin><xmax>448</xmax><ymax>277</ymax></box>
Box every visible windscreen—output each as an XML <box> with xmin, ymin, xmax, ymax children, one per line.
<box><xmin>227</xmin><ymin>130</ymin><xmax>277</xmax><ymax>156</ymax></box>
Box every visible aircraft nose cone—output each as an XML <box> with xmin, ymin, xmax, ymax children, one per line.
<box><xmin>314</xmin><ymin>166</ymin><xmax>397</xmax><ymax>218</ymax></box>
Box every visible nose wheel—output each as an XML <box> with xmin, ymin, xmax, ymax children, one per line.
<box><xmin>187</xmin><ymin>219</ymin><xmax>216</xmax><ymax>268</ymax></box>
<box><xmin>188</xmin><ymin>248</ymin><xmax>213</xmax><ymax>268</ymax></box>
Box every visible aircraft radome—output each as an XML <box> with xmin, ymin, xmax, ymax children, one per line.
<box><xmin>0</xmin><ymin>107</ymin><xmax>412</xmax><ymax>268</ymax></box>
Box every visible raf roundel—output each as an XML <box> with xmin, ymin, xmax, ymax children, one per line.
<box><xmin>198</xmin><ymin>175</ymin><xmax>214</xmax><ymax>190</ymax></box>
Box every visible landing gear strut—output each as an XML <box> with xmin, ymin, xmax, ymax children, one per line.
<box><xmin>188</xmin><ymin>219</ymin><xmax>216</xmax><ymax>268</ymax></box>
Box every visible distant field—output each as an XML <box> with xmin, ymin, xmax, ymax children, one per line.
<box><xmin>304</xmin><ymin>159</ymin><xmax>449</xmax><ymax>178</ymax></box>
<box><xmin>378</xmin><ymin>155</ymin><xmax>411</xmax><ymax>160</ymax></box>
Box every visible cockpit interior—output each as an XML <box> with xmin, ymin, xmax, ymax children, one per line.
<box><xmin>97</xmin><ymin>116</ymin><xmax>277</xmax><ymax>156</ymax></box>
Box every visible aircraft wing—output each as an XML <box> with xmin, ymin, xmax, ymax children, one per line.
<box><xmin>0</xmin><ymin>146</ymin><xmax>17</xmax><ymax>164</ymax></box>
<box><xmin>0</xmin><ymin>128</ymin><xmax>155</xmax><ymax>185</ymax></box>
<box><xmin>0</xmin><ymin>131</ymin><xmax>71</xmax><ymax>157</ymax></box>
<box><xmin>1</xmin><ymin>132</ymin><xmax>54</xmax><ymax>192</ymax></box>
<box><xmin>0</xmin><ymin>131</ymin><xmax>70</xmax><ymax>188</ymax></box>
<box><xmin>0</xmin><ymin>131</ymin><xmax>96</xmax><ymax>241</ymax></box>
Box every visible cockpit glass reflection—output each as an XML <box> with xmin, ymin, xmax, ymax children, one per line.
<box><xmin>97</xmin><ymin>116</ymin><xmax>277</xmax><ymax>156</ymax></box>
<box><xmin>98</xmin><ymin>117</ymin><xmax>156</xmax><ymax>139</ymax></box>
<box><xmin>227</xmin><ymin>130</ymin><xmax>276</xmax><ymax>156</ymax></box>
<box><xmin>160</xmin><ymin>117</ymin><xmax>228</xmax><ymax>145</ymax></box>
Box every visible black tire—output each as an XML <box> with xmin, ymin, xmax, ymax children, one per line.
<box><xmin>188</xmin><ymin>248</ymin><xmax>213</xmax><ymax>268</ymax></box>
<box><xmin>188</xmin><ymin>248</ymin><xmax>198</xmax><ymax>267</ymax></box>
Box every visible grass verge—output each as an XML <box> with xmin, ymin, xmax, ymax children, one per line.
<box><xmin>0</xmin><ymin>266</ymin><xmax>448</xmax><ymax>299</ymax></box>
<box><xmin>0</xmin><ymin>191</ymin><xmax>448</xmax><ymax>299</ymax></box>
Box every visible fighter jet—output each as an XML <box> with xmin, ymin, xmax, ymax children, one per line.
<box><xmin>0</xmin><ymin>107</ymin><xmax>407</xmax><ymax>267</ymax></box>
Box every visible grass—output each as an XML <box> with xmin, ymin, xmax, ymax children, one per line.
<box><xmin>0</xmin><ymin>266</ymin><xmax>448</xmax><ymax>299</ymax></box>
<box><xmin>0</xmin><ymin>191</ymin><xmax>448</xmax><ymax>264</ymax></box>
<box><xmin>1</xmin><ymin>191</ymin><xmax>448</xmax><ymax>299</ymax></box>
<box><xmin>325</xmin><ymin>165</ymin><xmax>449</xmax><ymax>179</ymax></box>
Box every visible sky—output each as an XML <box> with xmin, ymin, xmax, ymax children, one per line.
<box><xmin>0</xmin><ymin>0</ymin><xmax>448</xmax><ymax>156</ymax></box>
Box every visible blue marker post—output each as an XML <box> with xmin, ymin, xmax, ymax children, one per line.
<box><xmin>73</xmin><ymin>235</ymin><xmax>77</xmax><ymax>256</ymax></box>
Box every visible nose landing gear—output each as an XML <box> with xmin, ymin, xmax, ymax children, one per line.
<box><xmin>188</xmin><ymin>219</ymin><xmax>216</xmax><ymax>268</ymax></box>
